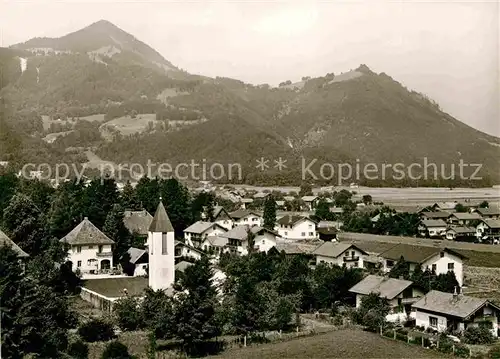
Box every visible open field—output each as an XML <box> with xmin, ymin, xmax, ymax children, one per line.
<box><xmin>207</xmin><ymin>329</ymin><xmax>447</xmax><ymax>359</ymax></box>
<box><xmin>99</xmin><ymin>113</ymin><xmax>158</xmax><ymax>140</ymax></box>
<box><xmin>227</xmin><ymin>185</ymin><xmax>500</xmax><ymax>205</ymax></box>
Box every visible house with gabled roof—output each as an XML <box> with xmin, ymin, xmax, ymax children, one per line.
<box><xmin>379</xmin><ymin>244</ymin><xmax>466</xmax><ymax>287</ymax></box>
<box><xmin>212</xmin><ymin>206</ymin><xmax>233</xmax><ymax>230</ymax></box>
<box><xmin>239</xmin><ymin>198</ymin><xmax>254</xmax><ymax>209</ymax></box>
<box><xmin>60</xmin><ymin>217</ymin><xmax>115</xmax><ymax>274</ymax></box>
<box><xmin>431</xmin><ymin>202</ymin><xmax>458</xmax><ymax>212</ymax></box>
<box><xmin>349</xmin><ymin>275</ymin><xmax>425</xmax><ymax>322</ymax></box>
<box><xmin>476</xmin><ymin>207</ymin><xmax>500</xmax><ymax>220</ymax></box>
<box><xmin>220</xmin><ymin>225</ymin><xmax>278</xmax><ymax>255</ymax></box>
<box><xmin>413</xmin><ymin>290</ymin><xmax>500</xmax><ymax>336</ymax></box>
<box><xmin>124</xmin><ymin>247</ymin><xmax>148</xmax><ymax>276</ymax></box>
<box><xmin>418</xmin><ymin>219</ymin><xmax>448</xmax><ymax>238</ymax></box>
<box><xmin>123</xmin><ymin>210</ymin><xmax>153</xmax><ymax>237</ymax></box>
<box><xmin>183</xmin><ymin>221</ymin><xmax>227</xmax><ymax>248</ymax></box>
<box><xmin>276</xmin><ymin>215</ymin><xmax>317</xmax><ymax>240</ymax></box>
<box><xmin>0</xmin><ymin>229</ymin><xmax>29</xmax><ymax>258</ymax></box>
<box><xmin>229</xmin><ymin>209</ymin><xmax>263</xmax><ymax>227</ymax></box>
<box><xmin>445</xmin><ymin>227</ymin><xmax>476</xmax><ymax>241</ymax></box>
<box><xmin>174</xmin><ymin>240</ymin><xmax>204</xmax><ymax>261</ymax></box>
<box><xmin>313</xmin><ymin>242</ymin><xmax>367</xmax><ymax>268</ymax></box>
<box><xmin>421</xmin><ymin>211</ymin><xmax>452</xmax><ymax>221</ymax></box>
<box><xmin>448</xmin><ymin>212</ymin><xmax>482</xmax><ymax>226</ymax></box>
<box><xmin>301</xmin><ymin>195</ymin><xmax>318</xmax><ymax>210</ymax></box>
<box><xmin>476</xmin><ymin>219</ymin><xmax>500</xmax><ymax>241</ymax></box>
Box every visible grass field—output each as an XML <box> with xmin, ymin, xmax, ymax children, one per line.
<box><xmin>207</xmin><ymin>330</ymin><xmax>446</xmax><ymax>359</ymax></box>
<box><xmin>99</xmin><ymin>113</ymin><xmax>159</xmax><ymax>140</ymax></box>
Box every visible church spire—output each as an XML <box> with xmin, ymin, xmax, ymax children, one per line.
<box><xmin>148</xmin><ymin>199</ymin><xmax>174</xmax><ymax>232</ymax></box>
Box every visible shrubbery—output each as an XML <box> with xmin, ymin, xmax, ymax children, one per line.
<box><xmin>463</xmin><ymin>326</ymin><xmax>494</xmax><ymax>345</ymax></box>
<box><xmin>101</xmin><ymin>341</ymin><xmax>132</xmax><ymax>359</ymax></box>
<box><xmin>78</xmin><ymin>319</ymin><xmax>115</xmax><ymax>343</ymax></box>
<box><xmin>488</xmin><ymin>345</ymin><xmax>500</xmax><ymax>359</ymax></box>
<box><xmin>67</xmin><ymin>339</ymin><xmax>89</xmax><ymax>359</ymax></box>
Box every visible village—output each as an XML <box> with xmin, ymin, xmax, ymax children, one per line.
<box><xmin>2</xmin><ymin>174</ymin><xmax>500</xmax><ymax>358</ymax></box>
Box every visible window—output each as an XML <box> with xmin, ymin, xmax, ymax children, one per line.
<box><xmin>351</xmin><ymin>250</ymin><xmax>355</xmax><ymax>257</ymax></box>
<box><xmin>440</xmin><ymin>252</ymin><xmax>444</xmax><ymax>258</ymax></box>
<box><xmin>301</xmin><ymin>232</ymin><xmax>305</xmax><ymax>237</ymax></box>
<box><xmin>429</xmin><ymin>316</ymin><xmax>438</xmax><ymax>328</ymax></box>
<box><xmin>77</xmin><ymin>261</ymin><xmax>82</xmax><ymax>267</ymax></box>
<box><xmin>77</xmin><ymin>246</ymin><xmax>82</xmax><ymax>253</ymax></box>
<box><xmin>88</xmin><ymin>245</ymin><xmax>94</xmax><ymax>249</ymax></box>
<box><xmin>309</xmin><ymin>232</ymin><xmax>313</xmax><ymax>236</ymax></box>
<box><xmin>309</xmin><ymin>224</ymin><xmax>312</xmax><ymax>229</ymax></box>
<box><xmin>448</xmin><ymin>263</ymin><xmax>454</xmax><ymax>271</ymax></box>
<box><xmin>432</xmin><ymin>264</ymin><xmax>437</xmax><ymax>272</ymax></box>
<box><xmin>386</xmin><ymin>260</ymin><xmax>394</xmax><ymax>267</ymax></box>
<box><xmin>162</xmin><ymin>233</ymin><xmax>168</xmax><ymax>254</ymax></box>
<box><xmin>98</xmin><ymin>245</ymin><xmax>103</xmax><ymax>253</ymax></box>
<box><xmin>284</xmin><ymin>231</ymin><xmax>288</xmax><ymax>236</ymax></box>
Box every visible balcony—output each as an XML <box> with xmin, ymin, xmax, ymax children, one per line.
<box><xmin>96</xmin><ymin>251</ymin><xmax>113</xmax><ymax>257</ymax></box>
<box><xmin>343</xmin><ymin>256</ymin><xmax>359</xmax><ymax>262</ymax></box>
<box><xmin>401</xmin><ymin>297</ymin><xmax>421</xmax><ymax>305</ymax></box>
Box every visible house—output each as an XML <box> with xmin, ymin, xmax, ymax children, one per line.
<box><xmin>448</xmin><ymin>212</ymin><xmax>482</xmax><ymax>226</ymax></box>
<box><xmin>378</xmin><ymin>244</ymin><xmax>466</xmax><ymax>287</ymax></box>
<box><xmin>0</xmin><ymin>229</ymin><xmax>29</xmax><ymax>258</ymax></box>
<box><xmin>418</xmin><ymin>219</ymin><xmax>448</xmax><ymax>238</ymax></box>
<box><xmin>301</xmin><ymin>196</ymin><xmax>318</xmax><ymax>210</ymax></box>
<box><xmin>445</xmin><ymin>227</ymin><xmax>477</xmax><ymax>241</ymax></box>
<box><xmin>212</xmin><ymin>206</ymin><xmax>234</xmax><ymax>230</ymax></box>
<box><xmin>476</xmin><ymin>208</ymin><xmax>500</xmax><ymax>220</ymax></box>
<box><xmin>201</xmin><ymin>236</ymin><xmax>229</xmax><ymax>257</ymax></box>
<box><xmin>220</xmin><ymin>225</ymin><xmax>278</xmax><ymax>255</ymax></box>
<box><xmin>317</xmin><ymin>220</ymin><xmax>343</xmax><ymax>229</ymax></box>
<box><xmin>229</xmin><ymin>209</ymin><xmax>263</xmax><ymax>227</ymax></box>
<box><xmin>253</xmin><ymin>192</ymin><xmax>270</xmax><ymax>200</ymax></box>
<box><xmin>283</xmin><ymin>196</ymin><xmax>295</xmax><ymax>202</ymax></box>
<box><xmin>349</xmin><ymin>275</ymin><xmax>425</xmax><ymax>322</ymax></box>
<box><xmin>276</xmin><ymin>215</ymin><xmax>317</xmax><ymax>240</ymax></box>
<box><xmin>60</xmin><ymin>217</ymin><xmax>114</xmax><ymax>274</ymax></box>
<box><xmin>275</xmin><ymin>200</ymin><xmax>286</xmax><ymax>209</ymax></box>
<box><xmin>313</xmin><ymin>242</ymin><xmax>367</xmax><ymax>268</ymax></box>
<box><xmin>317</xmin><ymin>227</ymin><xmax>338</xmax><ymax>241</ymax></box>
<box><xmin>329</xmin><ymin>207</ymin><xmax>344</xmax><ymax>215</ymax></box>
<box><xmin>240</xmin><ymin>198</ymin><xmax>254</xmax><ymax>209</ymax></box>
<box><xmin>183</xmin><ymin>221</ymin><xmax>227</xmax><ymax>247</ymax></box>
<box><xmin>125</xmin><ymin>247</ymin><xmax>148</xmax><ymax>276</ymax></box>
<box><xmin>431</xmin><ymin>202</ymin><xmax>458</xmax><ymax>212</ymax></box>
<box><xmin>123</xmin><ymin>210</ymin><xmax>153</xmax><ymax>237</ymax></box>
<box><xmin>175</xmin><ymin>240</ymin><xmax>204</xmax><ymax>261</ymax></box>
<box><xmin>476</xmin><ymin>219</ymin><xmax>500</xmax><ymax>241</ymax></box>
<box><xmin>421</xmin><ymin>211</ymin><xmax>452</xmax><ymax>221</ymax></box>
<box><xmin>413</xmin><ymin>290</ymin><xmax>500</xmax><ymax>336</ymax></box>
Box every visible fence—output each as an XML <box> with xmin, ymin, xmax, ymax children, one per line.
<box><xmin>380</xmin><ymin>327</ymin><xmax>471</xmax><ymax>358</ymax></box>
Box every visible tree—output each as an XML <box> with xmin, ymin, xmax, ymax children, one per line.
<box><xmin>135</xmin><ymin>176</ymin><xmax>161</xmax><ymax>214</ymax></box>
<box><xmin>48</xmin><ymin>180</ymin><xmax>86</xmax><ymax>238</ymax></box>
<box><xmin>299</xmin><ymin>182</ymin><xmax>313</xmax><ymax>196</ymax></box>
<box><xmin>78</xmin><ymin>319</ymin><xmax>115</xmax><ymax>342</ymax></box>
<box><xmin>204</xmin><ymin>192</ymin><xmax>216</xmax><ymax>222</ymax></box>
<box><xmin>67</xmin><ymin>339</ymin><xmax>89</xmax><ymax>359</ymax></box>
<box><xmin>0</xmin><ymin>245</ymin><xmax>78</xmax><ymax>358</ymax></box>
<box><xmin>113</xmin><ymin>297</ymin><xmax>143</xmax><ymax>331</ymax></box>
<box><xmin>362</xmin><ymin>195</ymin><xmax>373</xmax><ymax>205</ymax></box>
<box><xmin>314</xmin><ymin>199</ymin><xmax>333</xmax><ymax>221</ymax></box>
<box><xmin>356</xmin><ymin>292</ymin><xmax>390</xmax><ymax>331</ymax></box>
<box><xmin>463</xmin><ymin>326</ymin><xmax>494</xmax><ymax>345</ymax></box>
<box><xmin>263</xmin><ymin>196</ymin><xmax>277</xmax><ymax>230</ymax></box>
<box><xmin>173</xmin><ymin>255</ymin><xmax>222</xmax><ymax>355</ymax></box>
<box><xmin>121</xmin><ymin>180</ymin><xmax>141</xmax><ymax>210</ymax></box>
<box><xmin>103</xmin><ymin>204</ymin><xmax>132</xmax><ymax>263</ymax></box>
<box><xmin>82</xmin><ymin>177</ymin><xmax>120</xmax><ymax>228</ymax></box>
<box><xmin>161</xmin><ymin>178</ymin><xmax>192</xmax><ymax>237</ymax></box>
<box><xmin>455</xmin><ymin>203</ymin><xmax>467</xmax><ymax>213</ymax></box>
<box><xmin>388</xmin><ymin>256</ymin><xmax>410</xmax><ymax>280</ymax></box>
<box><xmin>140</xmin><ymin>288</ymin><xmax>175</xmax><ymax>339</ymax></box>
<box><xmin>479</xmin><ymin>201</ymin><xmax>489</xmax><ymax>209</ymax></box>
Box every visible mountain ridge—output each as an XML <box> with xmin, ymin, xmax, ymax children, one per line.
<box><xmin>0</xmin><ymin>20</ymin><xmax>499</xmax><ymax>186</ymax></box>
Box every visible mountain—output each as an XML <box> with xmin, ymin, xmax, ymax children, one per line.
<box><xmin>0</xmin><ymin>21</ymin><xmax>499</xmax><ymax>186</ymax></box>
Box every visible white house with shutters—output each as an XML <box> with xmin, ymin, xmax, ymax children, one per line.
<box><xmin>276</xmin><ymin>215</ymin><xmax>317</xmax><ymax>240</ymax></box>
<box><xmin>313</xmin><ymin>242</ymin><xmax>367</xmax><ymax>268</ymax></box>
<box><xmin>184</xmin><ymin>221</ymin><xmax>228</xmax><ymax>248</ymax></box>
<box><xmin>60</xmin><ymin>217</ymin><xmax>114</xmax><ymax>274</ymax></box>
<box><xmin>230</xmin><ymin>209</ymin><xmax>263</xmax><ymax>227</ymax></box>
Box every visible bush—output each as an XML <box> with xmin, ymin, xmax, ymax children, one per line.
<box><xmin>488</xmin><ymin>345</ymin><xmax>500</xmax><ymax>359</ymax></box>
<box><xmin>78</xmin><ymin>319</ymin><xmax>115</xmax><ymax>343</ymax></box>
<box><xmin>101</xmin><ymin>341</ymin><xmax>132</xmax><ymax>359</ymax></box>
<box><xmin>113</xmin><ymin>297</ymin><xmax>143</xmax><ymax>331</ymax></box>
<box><xmin>463</xmin><ymin>326</ymin><xmax>494</xmax><ymax>345</ymax></box>
<box><xmin>67</xmin><ymin>339</ymin><xmax>89</xmax><ymax>359</ymax></box>
<box><xmin>454</xmin><ymin>343</ymin><xmax>470</xmax><ymax>358</ymax></box>
<box><xmin>395</xmin><ymin>332</ymin><xmax>407</xmax><ymax>341</ymax></box>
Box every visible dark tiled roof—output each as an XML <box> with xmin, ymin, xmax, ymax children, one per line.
<box><xmin>230</xmin><ymin>209</ymin><xmax>261</xmax><ymax>219</ymax></box>
<box><xmin>413</xmin><ymin>290</ymin><xmax>496</xmax><ymax>319</ymax></box>
<box><xmin>0</xmin><ymin>229</ymin><xmax>29</xmax><ymax>257</ymax></box>
<box><xmin>379</xmin><ymin>243</ymin><xmax>465</xmax><ymax>263</ymax></box>
<box><xmin>477</xmin><ymin>208</ymin><xmax>500</xmax><ymax>216</ymax></box>
<box><xmin>421</xmin><ymin>219</ymin><xmax>447</xmax><ymax>227</ymax></box>
<box><xmin>446</xmin><ymin>227</ymin><xmax>476</xmax><ymax>234</ymax></box>
<box><xmin>149</xmin><ymin>201</ymin><xmax>174</xmax><ymax>232</ymax></box>
<box><xmin>482</xmin><ymin>219</ymin><xmax>500</xmax><ymax>229</ymax></box>
<box><xmin>277</xmin><ymin>215</ymin><xmax>315</xmax><ymax>226</ymax></box>
<box><xmin>60</xmin><ymin>218</ymin><xmax>114</xmax><ymax>245</ymax></box>
<box><xmin>313</xmin><ymin>242</ymin><xmax>366</xmax><ymax>258</ymax></box>
<box><xmin>451</xmin><ymin>213</ymin><xmax>482</xmax><ymax>221</ymax></box>
<box><xmin>422</xmin><ymin>212</ymin><xmax>452</xmax><ymax>219</ymax></box>
<box><xmin>123</xmin><ymin>210</ymin><xmax>153</xmax><ymax>235</ymax></box>
<box><xmin>349</xmin><ymin>275</ymin><xmax>413</xmax><ymax>300</ymax></box>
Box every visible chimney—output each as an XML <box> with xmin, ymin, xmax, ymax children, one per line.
<box><xmin>453</xmin><ymin>286</ymin><xmax>458</xmax><ymax>300</ymax></box>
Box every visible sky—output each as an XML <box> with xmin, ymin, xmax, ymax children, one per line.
<box><xmin>0</xmin><ymin>0</ymin><xmax>498</xmax><ymax>136</ymax></box>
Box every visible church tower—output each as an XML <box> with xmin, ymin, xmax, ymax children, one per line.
<box><xmin>147</xmin><ymin>199</ymin><xmax>175</xmax><ymax>291</ymax></box>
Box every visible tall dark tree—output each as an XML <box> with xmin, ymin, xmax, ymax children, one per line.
<box><xmin>0</xmin><ymin>245</ymin><xmax>78</xmax><ymax>358</ymax></box>
<box><xmin>299</xmin><ymin>182</ymin><xmax>313</xmax><ymax>196</ymax></box>
<box><xmin>263</xmin><ymin>196</ymin><xmax>277</xmax><ymax>230</ymax></box>
<box><xmin>140</xmin><ymin>288</ymin><xmax>175</xmax><ymax>339</ymax></box>
<box><xmin>18</xmin><ymin>178</ymin><xmax>55</xmax><ymax>213</ymax></box>
<box><xmin>0</xmin><ymin>171</ymin><xmax>19</xmax><ymax>222</ymax></box>
<box><xmin>314</xmin><ymin>199</ymin><xmax>333</xmax><ymax>221</ymax></box>
<box><xmin>362</xmin><ymin>194</ymin><xmax>373</xmax><ymax>205</ymax></box>
<box><xmin>135</xmin><ymin>176</ymin><xmax>161</xmax><ymax>214</ymax></box>
<box><xmin>102</xmin><ymin>204</ymin><xmax>132</xmax><ymax>263</ymax></box>
<box><xmin>161</xmin><ymin>178</ymin><xmax>192</xmax><ymax>237</ymax></box>
<box><xmin>82</xmin><ymin>177</ymin><xmax>119</xmax><ymax>228</ymax></box>
<box><xmin>388</xmin><ymin>256</ymin><xmax>410</xmax><ymax>280</ymax></box>
<box><xmin>48</xmin><ymin>180</ymin><xmax>86</xmax><ymax>238</ymax></box>
<box><xmin>121</xmin><ymin>180</ymin><xmax>141</xmax><ymax>210</ymax></box>
<box><xmin>174</xmin><ymin>255</ymin><xmax>222</xmax><ymax>355</ymax></box>
<box><xmin>204</xmin><ymin>192</ymin><xmax>216</xmax><ymax>222</ymax></box>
